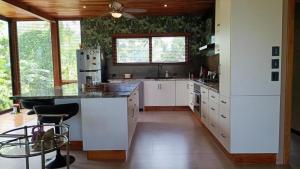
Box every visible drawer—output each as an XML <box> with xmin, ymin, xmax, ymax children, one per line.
<box><xmin>201</xmin><ymin>87</ymin><xmax>209</xmax><ymax>98</ymax></box>
<box><xmin>219</xmin><ymin>110</ymin><xmax>230</xmax><ymax>132</ymax></box>
<box><xmin>209</xmin><ymin>90</ymin><xmax>219</xmax><ymax>103</ymax></box>
<box><xmin>220</xmin><ymin>96</ymin><xmax>230</xmax><ymax>111</ymax></box>
<box><xmin>219</xmin><ymin>127</ymin><xmax>230</xmax><ymax>151</ymax></box>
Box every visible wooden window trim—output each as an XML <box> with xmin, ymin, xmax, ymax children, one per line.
<box><xmin>112</xmin><ymin>33</ymin><xmax>190</xmax><ymax>65</ymax></box>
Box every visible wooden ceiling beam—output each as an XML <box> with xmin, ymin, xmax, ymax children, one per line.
<box><xmin>0</xmin><ymin>0</ymin><xmax>55</xmax><ymax>22</ymax></box>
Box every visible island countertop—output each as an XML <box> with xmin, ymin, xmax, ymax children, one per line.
<box><xmin>10</xmin><ymin>82</ymin><xmax>140</xmax><ymax>100</ymax></box>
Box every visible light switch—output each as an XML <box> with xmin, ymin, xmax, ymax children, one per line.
<box><xmin>272</xmin><ymin>59</ymin><xmax>279</xmax><ymax>69</ymax></box>
<box><xmin>272</xmin><ymin>46</ymin><xmax>280</xmax><ymax>56</ymax></box>
<box><xmin>271</xmin><ymin>72</ymin><xmax>279</xmax><ymax>81</ymax></box>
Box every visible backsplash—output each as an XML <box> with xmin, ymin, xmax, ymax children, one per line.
<box><xmin>81</xmin><ymin>14</ymin><xmax>215</xmax><ymax>78</ymax></box>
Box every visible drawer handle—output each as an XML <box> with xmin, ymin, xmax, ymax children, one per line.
<box><xmin>202</xmin><ymin>101</ymin><xmax>206</xmax><ymax>104</ymax></box>
<box><xmin>211</xmin><ymin>96</ymin><xmax>216</xmax><ymax>99</ymax></box>
<box><xmin>210</xmin><ymin>107</ymin><xmax>215</xmax><ymax>111</ymax></box>
<box><xmin>221</xmin><ymin>133</ymin><xmax>226</xmax><ymax>138</ymax></box>
<box><xmin>221</xmin><ymin>100</ymin><xmax>227</xmax><ymax>104</ymax></box>
<box><xmin>202</xmin><ymin>91</ymin><xmax>206</xmax><ymax>93</ymax></box>
<box><xmin>221</xmin><ymin>114</ymin><xmax>227</xmax><ymax>119</ymax></box>
<box><xmin>129</xmin><ymin>99</ymin><xmax>133</xmax><ymax>101</ymax></box>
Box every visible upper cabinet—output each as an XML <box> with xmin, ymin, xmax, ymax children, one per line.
<box><xmin>216</xmin><ymin>0</ymin><xmax>282</xmax><ymax>97</ymax></box>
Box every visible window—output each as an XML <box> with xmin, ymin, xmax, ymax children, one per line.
<box><xmin>59</xmin><ymin>21</ymin><xmax>81</xmax><ymax>82</ymax></box>
<box><xmin>17</xmin><ymin>21</ymin><xmax>54</xmax><ymax>94</ymax></box>
<box><xmin>0</xmin><ymin>20</ymin><xmax>12</xmax><ymax>110</ymax></box>
<box><xmin>113</xmin><ymin>33</ymin><xmax>188</xmax><ymax>64</ymax></box>
<box><xmin>116</xmin><ymin>38</ymin><xmax>149</xmax><ymax>63</ymax></box>
<box><xmin>152</xmin><ymin>37</ymin><xmax>186</xmax><ymax>63</ymax></box>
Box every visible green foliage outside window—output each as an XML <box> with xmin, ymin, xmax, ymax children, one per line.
<box><xmin>59</xmin><ymin>21</ymin><xmax>81</xmax><ymax>81</ymax></box>
<box><xmin>0</xmin><ymin>20</ymin><xmax>12</xmax><ymax>110</ymax></box>
<box><xmin>17</xmin><ymin>21</ymin><xmax>54</xmax><ymax>94</ymax></box>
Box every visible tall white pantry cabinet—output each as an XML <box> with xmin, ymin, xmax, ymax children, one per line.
<box><xmin>215</xmin><ymin>0</ymin><xmax>283</xmax><ymax>153</ymax></box>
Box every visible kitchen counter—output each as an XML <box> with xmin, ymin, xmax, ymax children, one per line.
<box><xmin>193</xmin><ymin>79</ymin><xmax>219</xmax><ymax>93</ymax></box>
<box><xmin>10</xmin><ymin>82</ymin><xmax>140</xmax><ymax>100</ymax></box>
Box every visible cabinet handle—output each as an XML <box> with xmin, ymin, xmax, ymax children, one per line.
<box><xmin>221</xmin><ymin>114</ymin><xmax>227</xmax><ymax>119</ymax></box>
<box><xmin>157</xmin><ymin>84</ymin><xmax>159</xmax><ymax>89</ymax></box>
<box><xmin>202</xmin><ymin>91</ymin><xmax>206</xmax><ymax>94</ymax></box>
<box><xmin>211</xmin><ymin>124</ymin><xmax>215</xmax><ymax>128</ymax></box>
<box><xmin>221</xmin><ymin>100</ymin><xmax>227</xmax><ymax>104</ymax></box>
<box><xmin>202</xmin><ymin>101</ymin><xmax>206</xmax><ymax>104</ymax></box>
<box><xmin>132</xmin><ymin>108</ymin><xmax>135</xmax><ymax>118</ymax></box>
<box><xmin>210</xmin><ymin>107</ymin><xmax>215</xmax><ymax>111</ymax></box>
<box><xmin>217</xmin><ymin>24</ymin><xmax>220</xmax><ymax>27</ymax></box>
<box><xmin>129</xmin><ymin>99</ymin><xmax>133</xmax><ymax>102</ymax></box>
<box><xmin>221</xmin><ymin>133</ymin><xmax>226</xmax><ymax>138</ymax></box>
<box><xmin>187</xmin><ymin>84</ymin><xmax>189</xmax><ymax>89</ymax></box>
<box><xmin>211</xmin><ymin>95</ymin><xmax>216</xmax><ymax>99</ymax></box>
<box><xmin>159</xmin><ymin>84</ymin><xmax>162</xmax><ymax>89</ymax></box>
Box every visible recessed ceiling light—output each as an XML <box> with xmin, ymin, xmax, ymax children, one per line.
<box><xmin>163</xmin><ymin>4</ymin><xmax>168</xmax><ymax>7</ymax></box>
<box><xmin>83</xmin><ymin>5</ymin><xmax>86</xmax><ymax>9</ymax></box>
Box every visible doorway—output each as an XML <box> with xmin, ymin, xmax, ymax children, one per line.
<box><xmin>290</xmin><ymin>2</ymin><xmax>300</xmax><ymax>168</ymax></box>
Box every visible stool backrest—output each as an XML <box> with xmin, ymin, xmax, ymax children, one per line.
<box><xmin>33</xmin><ymin>103</ymin><xmax>79</xmax><ymax>124</ymax></box>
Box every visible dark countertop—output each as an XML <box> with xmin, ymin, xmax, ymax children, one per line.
<box><xmin>10</xmin><ymin>82</ymin><xmax>140</xmax><ymax>100</ymax></box>
<box><xmin>193</xmin><ymin>79</ymin><xmax>219</xmax><ymax>93</ymax></box>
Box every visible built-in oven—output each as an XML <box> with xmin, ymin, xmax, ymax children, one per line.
<box><xmin>193</xmin><ymin>83</ymin><xmax>201</xmax><ymax>116</ymax></box>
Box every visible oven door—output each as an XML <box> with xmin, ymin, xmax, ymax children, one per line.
<box><xmin>193</xmin><ymin>91</ymin><xmax>201</xmax><ymax>116</ymax></box>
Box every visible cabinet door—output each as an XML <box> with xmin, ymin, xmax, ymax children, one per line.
<box><xmin>175</xmin><ymin>80</ymin><xmax>189</xmax><ymax>106</ymax></box>
<box><xmin>218</xmin><ymin>0</ymin><xmax>231</xmax><ymax>98</ymax></box>
<box><xmin>157</xmin><ymin>81</ymin><xmax>176</xmax><ymax>106</ymax></box>
<box><xmin>144</xmin><ymin>81</ymin><xmax>160</xmax><ymax>106</ymax></box>
<box><xmin>214</xmin><ymin>0</ymin><xmax>221</xmax><ymax>54</ymax></box>
<box><xmin>208</xmin><ymin>101</ymin><xmax>219</xmax><ymax>136</ymax></box>
<box><xmin>188</xmin><ymin>81</ymin><xmax>194</xmax><ymax>111</ymax></box>
<box><xmin>144</xmin><ymin>80</ymin><xmax>176</xmax><ymax>106</ymax></box>
<box><xmin>201</xmin><ymin>99</ymin><xmax>209</xmax><ymax>127</ymax></box>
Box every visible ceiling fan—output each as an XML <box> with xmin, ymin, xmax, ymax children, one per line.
<box><xmin>107</xmin><ymin>0</ymin><xmax>147</xmax><ymax>19</ymax></box>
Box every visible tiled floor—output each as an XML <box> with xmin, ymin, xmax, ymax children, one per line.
<box><xmin>0</xmin><ymin>111</ymin><xmax>298</xmax><ymax>169</ymax></box>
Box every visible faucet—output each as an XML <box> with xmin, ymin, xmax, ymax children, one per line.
<box><xmin>157</xmin><ymin>64</ymin><xmax>163</xmax><ymax>78</ymax></box>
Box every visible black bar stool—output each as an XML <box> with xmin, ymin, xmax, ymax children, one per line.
<box><xmin>33</xmin><ymin>103</ymin><xmax>79</xmax><ymax>168</ymax></box>
<box><xmin>21</xmin><ymin>99</ymin><xmax>54</xmax><ymax>115</ymax></box>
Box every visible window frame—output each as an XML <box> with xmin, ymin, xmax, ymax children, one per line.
<box><xmin>0</xmin><ymin>19</ymin><xmax>13</xmax><ymax>113</ymax></box>
<box><xmin>112</xmin><ymin>33</ymin><xmax>189</xmax><ymax>65</ymax></box>
<box><xmin>58</xmin><ymin>20</ymin><xmax>81</xmax><ymax>85</ymax></box>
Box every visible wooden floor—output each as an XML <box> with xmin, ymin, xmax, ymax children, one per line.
<box><xmin>0</xmin><ymin>111</ymin><xmax>298</xmax><ymax>169</ymax></box>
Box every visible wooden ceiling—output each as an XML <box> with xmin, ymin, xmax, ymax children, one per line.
<box><xmin>0</xmin><ymin>0</ymin><xmax>214</xmax><ymax>20</ymax></box>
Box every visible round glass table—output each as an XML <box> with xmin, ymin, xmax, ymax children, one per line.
<box><xmin>0</xmin><ymin>124</ymin><xmax>71</xmax><ymax>169</ymax></box>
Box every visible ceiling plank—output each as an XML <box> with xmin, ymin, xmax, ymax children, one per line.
<box><xmin>0</xmin><ymin>0</ymin><xmax>55</xmax><ymax>22</ymax></box>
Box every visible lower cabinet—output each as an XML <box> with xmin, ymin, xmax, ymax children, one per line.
<box><xmin>200</xmin><ymin>86</ymin><xmax>231</xmax><ymax>151</ymax></box>
<box><xmin>188</xmin><ymin>81</ymin><xmax>194</xmax><ymax>111</ymax></box>
<box><xmin>81</xmin><ymin>88</ymin><xmax>139</xmax><ymax>151</ymax></box>
<box><xmin>128</xmin><ymin>89</ymin><xmax>139</xmax><ymax>146</ymax></box>
<box><xmin>144</xmin><ymin>80</ymin><xmax>176</xmax><ymax>106</ymax></box>
<box><xmin>144</xmin><ymin>80</ymin><xmax>190</xmax><ymax>107</ymax></box>
<box><xmin>175</xmin><ymin>80</ymin><xmax>189</xmax><ymax>106</ymax></box>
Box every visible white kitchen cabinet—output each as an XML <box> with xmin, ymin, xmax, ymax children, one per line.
<box><xmin>81</xmin><ymin>88</ymin><xmax>139</xmax><ymax>152</ymax></box>
<box><xmin>188</xmin><ymin>81</ymin><xmax>194</xmax><ymax>111</ymax></box>
<box><xmin>201</xmin><ymin>96</ymin><xmax>209</xmax><ymax>126</ymax></box>
<box><xmin>144</xmin><ymin>80</ymin><xmax>175</xmax><ymax>106</ymax></box>
<box><xmin>217</xmin><ymin>0</ymin><xmax>231</xmax><ymax>98</ymax></box>
<box><xmin>213</xmin><ymin>0</ymin><xmax>283</xmax><ymax>154</ymax></box>
<box><xmin>175</xmin><ymin>80</ymin><xmax>189</xmax><ymax>106</ymax></box>
<box><xmin>207</xmin><ymin>92</ymin><xmax>219</xmax><ymax>137</ymax></box>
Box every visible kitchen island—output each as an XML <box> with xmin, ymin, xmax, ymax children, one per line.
<box><xmin>10</xmin><ymin>82</ymin><xmax>140</xmax><ymax>161</ymax></box>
